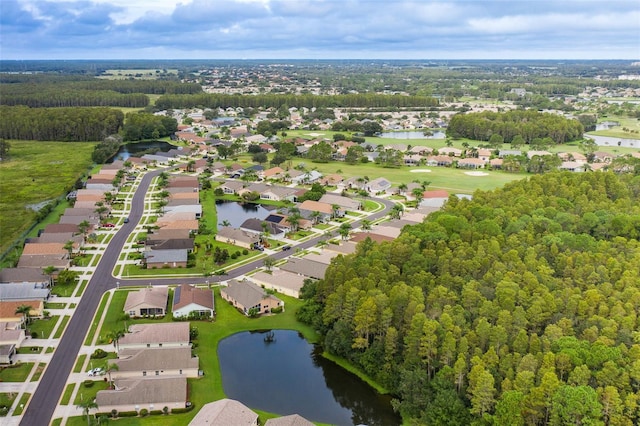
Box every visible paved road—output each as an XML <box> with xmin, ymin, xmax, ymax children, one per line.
<box><xmin>20</xmin><ymin>169</ymin><xmax>394</xmax><ymax>425</ymax></box>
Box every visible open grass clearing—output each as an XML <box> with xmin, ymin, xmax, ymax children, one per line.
<box><xmin>0</xmin><ymin>140</ymin><xmax>96</xmax><ymax>256</ymax></box>
<box><xmin>0</xmin><ymin>392</ymin><xmax>17</xmax><ymax>416</ymax></box>
<box><xmin>73</xmin><ymin>380</ymin><xmax>109</xmax><ymax>405</ymax></box>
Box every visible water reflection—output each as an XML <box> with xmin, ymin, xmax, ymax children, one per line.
<box><xmin>218</xmin><ymin>330</ymin><xmax>400</xmax><ymax>425</ymax></box>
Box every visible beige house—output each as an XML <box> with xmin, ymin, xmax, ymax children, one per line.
<box><xmin>265</xmin><ymin>414</ymin><xmax>315</xmax><ymax>426</ymax></box>
<box><xmin>113</xmin><ymin>347</ymin><xmax>199</xmax><ymax>379</ymax></box>
<box><xmin>249</xmin><ymin>270</ymin><xmax>307</xmax><ymax>298</ymax></box>
<box><xmin>221</xmin><ymin>280</ymin><xmax>283</xmax><ymax>316</ymax></box>
<box><xmin>118</xmin><ymin>322</ymin><xmax>191</xmax><ymax>352</ymax></box>
<box><xmin>123</xmin><ymin>287</ymin><xmax>168</xmax><ymax>317</ymax></box>
<box><xmin>95</xmin><ymin>376</ymin><xmax>188</xmax><ymax>414</ymax></box>
<box><xmin>172</xmin><ymin>284</ymin><xmax>214</xmax><ymax>319</ymax></box>
<box><xmin>190</xmin><ymin>399</ymin><xmax>258</xmax><ymax>426</ymax></box>
<box><xmin>215</xmin><ymin>227</ymin><xmax>260</xmax><ymax>249</ymax></box>
<box><xmin>0</xmin><ymin>300</ymin><xmax>44</xmax><ymax>326</ymax></box>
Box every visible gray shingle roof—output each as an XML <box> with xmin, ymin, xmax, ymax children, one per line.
<box><xmin>189</xmin><ymin>399</ymin><xmax>258</xmax><ymax>426</ymax></box>
<box><xmin>96</xmin><ymin>376</ymin><xmax>187</xmax><ymax>407</ymax></box>
<box><xmin>115</xmin><ymin>347</ymin><xmax>199</xmax><ymax>372</ymax></box>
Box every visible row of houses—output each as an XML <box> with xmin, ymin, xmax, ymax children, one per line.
<box><xmin>96</xmin><ymin>322</ymin><xmax>196</xmax><ymax>413</ymax></box>
<box><xmin>144</xmin><ymin>175</ymin><xmax>201</xmax><ymax>269</ymax></box>
<box><xmin>123</xmin><ymin>284</ymin><xmax>214</xmax><ymax>319</ymax></box>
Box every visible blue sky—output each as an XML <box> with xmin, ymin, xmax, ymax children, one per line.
<box><xmin>1</xmin><ymin>0</ymin><xmax>639</xmax><ymax>60</ymax></box>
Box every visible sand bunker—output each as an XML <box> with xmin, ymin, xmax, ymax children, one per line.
<box><xmin>464</xmin><ymin>171</ymin><xmax>489</xmax><ymax>176</ymax></box>
<box><xmin>410</xmin><ymin>169</ymin><xmax>432</xmax><ymax>173</ymax></box>
<box><xmin>306</xmin><ymin>132</ymin><xmax>322</xmax><ymax>137</ymax></box>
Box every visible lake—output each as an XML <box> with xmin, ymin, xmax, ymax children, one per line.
<box><xmin>379</xmin><ymin>130</ymin><xmax>446</xmax><ymax>139</ymax></box>
<box><xmin>218</xmin><ymin>330</ymin><xmax>401</xmax><ymax>426</ymax></box>
<box><xmin>215</xmin><ymin>200</ymin><xmax>274</xmax><ymax>228</ymax></box>
<box><xmin>109</xmin><ymin>140</ymin><xmax>175</xmax><ymax>162</ymax></box>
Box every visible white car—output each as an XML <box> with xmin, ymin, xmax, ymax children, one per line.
<box><xmin>87</xmin><ymin>368</ymin><xmax>104</xmax><ymax>376</ymax></box>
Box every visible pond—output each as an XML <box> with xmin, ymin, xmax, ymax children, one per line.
<box><xmin>215</xmin><ymin>200</ymin><xmax>274</xmax><ymax>228</ymax></box>
<box><xmin>379</xmin><ymin>130</ymin><xmax>446</xmax><ymax>139</ymax></box>
<box><xmin>108</xmin><ymin>140</ymin><xmax>175</xmax><ymax>162</ymax></box>
<box><xmin>218</xmin><ymin>330</ymin><xmax>401</xmax><ymax>426</ymax></box>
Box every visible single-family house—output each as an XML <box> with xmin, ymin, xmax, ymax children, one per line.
<box><xmin>298</xmin><ymin>200</ymin><xmax>338</xmax><ymax>222</ymax></box>
<box><xmin>221</xmin><ymin>280</ymin><xmax>284</xmax><ymax>316</ymax></box>
<box><xmin>350</xmin><ymin>232</ymin><xmax>394</xmax><ymax>243</ymax></box>
<box><xmin>190</xmin><ymin>399</ymin><xmax>258</xmax><ymax>426</ymax></box>
<box><xmin>249</xmin><ymin>270</ymin><xmax>307</xmax><ymax>298</ymax></box>
<box><xmin>118</xmin><ymin>322</ymin><xmax>191</xmax><ymax>351</ymax></box>
<box><xmin>260</xmin><ymin>186</ymin><xmax>298</xmax><ymax>202</ymax></box>
<box><xmin>499</xmin><ymin>150</ymin><xmax>522</xmax><ymax>158</ymax></box>
<box><xmin>240</xmin><ymin>219</ymin><xmax>286</xmax><ymax>240</ymax></box>
<box><xmin>426</xmin><ymin>155</ymin><xmax>454</xmax><ymax>167</ymax></box>
<box><xmin>403</xmin><ymin>154</ymin><xmax>423</xmax><ymax>166</ymax></box>
<box><xmin>438</xmin><ymin>147</ymin><xmax>463</xmax><ymax>157</ymax></box>
<box><xmin>527</xmin><ymin>150</ymin><xmax>552</xmax><ymax>159</ymax></box>
<box><xmin>0</xmin><ymin>269</ymin><xmax>50</xmax><ymax>288</ymax></box>
<box><xmin>279</xmin><ymin>258</ymin><xmax>328</xmax><ymax>280</ymax></box>
<box><xmin>323</xmin><ymin>241</ymin><xmax>358</xmax><ymax>255</ymax></box>
<box><xmin>302</xmin><ymin>250</ymin><xmax>338</xmax><ymax>265</ymax></box>
<box><xmin>420</xmin><ymin>190</ymin><xmax>450</xmax><ymax>208</ymax></box>
<box><xmin>457</xmin><ymin>158</ymin><xmax>486</xmax><ymax>169</ymax></box>
<box><xmin>144</xmin><ymin>249</ymin><xmax>188</xmax><ymax>269</ymax></box>
<box><xmin>290</xmin><ymin>170</ymin><xmax>322</xmax><ymax>185</ymax></box>
<box><xmin>559</xmin><ymin>161</ymin><xmax>586</xmax><ymax>172</ymax></box>
<box><xmin>0</xmin><ymin>283</ymin><xmax>50</xmax><ymax>302</ymax></box>
<box><xmin>123</xmin><ymin>287</ymin><xmax>168</xmax><ymax>317</ymax></box>
<box><xmin>318</xmin><ymin>194</ymin><xmax>362</xmax><ymax>211</ymax></box>
<box><xmin>0</xmin><ymin>300</ymin><xmax>44</xmax><ymax>326</ymax></box>
<box><xmin>0</xmin><ymin>322</ymin><xmax>26</xmax><ymax>349</ymax></box>
<box><xmin>0</xmin><ymin>344</ymin><xmax>16</xmax><ymax>365</ymax></box>
<box><xmin>95</xmin><ymin>376</ymin><xmax>188</xmax><ymax>414</ymax></box>
<box><xmin>172</xmin><ymin>284</ymin><xmax>214</xmax><ymax>319</ymax></box>
<box><xmin>262</xmin><ymin>167</ymin><xmax>285</xmax><ymax>180</ymax></box>
<box><xmin>215</xmin><ymin>227</ymin><xmax>260</xmax><ymax>249</ymax></box>
<box><xmin>113</xmin><ymin>347</ymin><xmax>200</xmax><ymax>379</ymax></box>
<box><xmin>218</xmin><ymin>180</ymin><xmax>245</xmax><ymax>195</ymax></box>
<box><xmin>366</xmin><ymin>177</ymin><xmax>392</xmax><ymax>194</ymax></box>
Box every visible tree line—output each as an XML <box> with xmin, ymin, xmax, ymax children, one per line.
<box><xmin>446</xmin><ymin>110</ymin><xmax>584</xmax><ymax>144</ymax></box>
<box><xmin>0</xmin><ymin>89</ymin><xmax>149</xmax><ymax>108</ymax></box>
<box><xmin>154</xmin><ymin>93</ymin><xmax>439</xmax><ymax>110</ymax></box>
<box><xmin>298</xmin><ymin>172</ymin><xmax>640</xmax><ymax>425</ymax></box>
<box><xmin>121</xmin><ymin>112</ymin><xmax>178</xmax><ymax>141</ymax></box>
<box><xmin>0</xmin><ymin>106</ymin><xmax>123</xmax><ymax>141</ymax></box>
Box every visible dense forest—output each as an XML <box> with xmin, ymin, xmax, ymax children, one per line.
<box><xmin>154</xmin><ymin>93</ymin><xmax>439</xmax><ymax>110</ymax></box>
<box><xmin>298</xmin><ymin>172</ymin><xmax>640</xmax><ymax>425</ymax></box>
<box><xmin>0</xmin><ymin>106</ymin><xmax>123</xmax><ymax>141</ymax></box>
<box><xmin>121</xmin><ymin>112</ymin><xmax>178</xmax><ymax>141</ymax></box>
<box><xmin>446</xmin><ymin>110</ymin><xmax>584</xmax><ymax>144</ymax></box>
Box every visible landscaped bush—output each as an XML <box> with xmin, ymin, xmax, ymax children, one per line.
<box><xmin>139</xmin><ymin>408</ymin><xmax>149</xmax><ymax>417</ymax></box>
<box><xmin>117</xmin><ymin>410</ymin><xmax>138</xmax><ymax>417</ymax></box>
<box><xmin>271</xmin><ymin>306</ymin><xmax>283</xmax><ymax>314</ymax></box>
<box><xmin>150</xmin><ymin>410</ymin><xmax>163</xmax><ymax>415</ymax></box>
<box><xmin>242</xmin><ymin>249</ymin><xmax>248</xmax><ymax>255</ymax></box>
<box><xmin>90</xmin><ymin>348</ymin><xmax>107</xmax><ymax>359</ymax></box>
<box><xmin>171</xmin><ymin>405</ymin><xmax>195</xmax><ymax>414</ymax></box>
<box><xmin>83</xmin><ymin>380</ymin><xmax>94</xmax><ymax>388</ymax></box>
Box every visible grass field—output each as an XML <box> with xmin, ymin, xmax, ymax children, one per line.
<box><xmin>0</xmin><ymin>362</ymin><xmax>34</xmax><ymax>382</ymax></box>
<box><xmin>0</xmin><ymin>140</ymin><xmax>96</xmax><ymax>256</ymax></box>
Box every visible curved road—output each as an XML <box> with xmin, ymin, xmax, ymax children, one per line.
<box><xmin>20</xmin><ymin>169</ymin><xmax>394</xmax><ymax>425</ymax></box>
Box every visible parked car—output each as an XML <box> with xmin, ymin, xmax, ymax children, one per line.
<box><xmin>124</xmin><ymin>217</ymin><xmax>129</xmax><ymax>223</ymax></box>
<box><xmin>282</xmin><ymin>245</ymin><xmax>291</xmax><ymax>251</ymax></box>
<box><xmin>87</xmin><ymin>367</ymin><xmax>104</xmax><ymax>376</ymax></box>
<box><xmin>102</xmin><ymin>223</ymin><xmax>115</xmax><ymax>228</ymax></box>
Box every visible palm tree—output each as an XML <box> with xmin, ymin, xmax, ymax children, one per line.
<box><xmin>398</xmin><ymin>182</ymin><xmax>408</xmax><ymax>195</ymax></box>
<box><xmin>15</xmin><ymin>304</ymin><xmax>33</xmax><ymax>329</ymax></box>
<box><xmin>338</xmin><ymin>222</ymin><xmax>352</xmax><ymax>240</ymax></box>
<box><xmin>390</xmin><ymin>204</ymin><xmax>404</xmax><ymax>220</ymax></box>
<box><xmin>309</xmin><ymin>210</ymin><xmax>322</xmax><ymax>225</ymax></box>
<box><xmin>263</xmin><ymin>256</ymin><xmax>276</xmax><ymax>271</ymax></box>
<box><xmin>412</xmin><ymin>188</ymin><xmax>424</xmax><ymax>208</ymax></box>
<box><xmin>219</xmin><ymin>220</ymin><xmax>231</xmax><ymax>227</ymax></box>
<box><xmin>64</xmin><ymin>240</ymin><xmax>75</xmax><ymax>259</ymax></box>
<box><xmin>42</xmin><ymin>265</ymin><xmax>57</xmax><ymax>286</ymax></box>
<box><xmin>77</xmin><ymin>398</ymin><xmax>98</xmax><ymax>426</ymax></box>
<box><xmin>287</xmin><ymin>213</ymin><xmax>301</xmax><ymax>233</ymax></box>
<box><xmin>105</xmin><ymin>362</ymin><xmax>119</xmax><ymax>389</ymax></box>
<box><xmin>360</xmin><ymin>219</ymin><xmax>372</xmax><ymax>232</ymax></box>
<box><xmin>331</xmin><ymin>204</ymin><xmax>341</xmax><ymax>220</ymax></box>
<box><xmin>78</xmin><ymin>220</ymin><xmax>90</xmax><ymax>241</ymax></box>
<box><xmin>107</xmin><ymin>329</ymin><xmax>125</xmax><ymax>352</ymax></box>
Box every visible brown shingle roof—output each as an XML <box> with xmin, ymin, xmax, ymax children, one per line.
<box><xmin>173</xmin><ymin>284</ymin><xmax>214</xmax><ymax>311</ymax></box>
<box><xmin>189</xmin><ymin>399</ymin><xmax>258</xmax><ymax>426</ymax></box>
<box><xmin>115</xmin><ymin>347</ymin><xmax>199</xmax><ymax>372</ymax></box>
<box><xmin>119</xmin><ymin>322</ymin><xmax>190</xmax><ymax>346</ymax></box>
<box><xmin>96</xmin><ymin>377</ymin><xmax>187</xmax><ymax>407</ymax></box>
<box><xmin>123</xmin><ymin>287</ymin><xmax>169</xmax><ymax>312</ymax></box>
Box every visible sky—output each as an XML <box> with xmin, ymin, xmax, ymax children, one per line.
<box><xmin>1</xmin><ymin>0</ymin><xmax>639</xmax><ymax>60</ymax></box>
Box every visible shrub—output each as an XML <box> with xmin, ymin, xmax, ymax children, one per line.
<box><xmin>242</xmin><ymin>249</ymin><xmax>249</xmax><ymax>255</ymax></box>
<box><xmin>271</xmin><ymin>306</ymin><xmax>283</xmax><ymax>314</ymax></box>
<box><xmin>90</xmin><ymin>348</ymin><xmax>108</xmax><ymax>359</ymax></box>
<box><xmin>139</xmin><ymin>408</ymin><xmax>149</xmax><ymax>417</ymax></box>
<box><xmin>83</xmin><ymin>380</ymin><xmax>94</xmax><ymax>388</ymax></box>
<box><xmin>171</xmin><ymin>405</ymin><xmax>195</xmax><ymax>414</ymax></box>
<box><xmin>117</xmin><ymin>410</ymin><xmax>138</xmax><ymax>417</ymax></box>
<box><xmin>150</xmin><ymin>410</ymin><xmax>163</xmax><ymax>416</ymax></box>
<box><xmin>31</xmin><ymin>332</ymin><xmax>38</xmax><ymax>338</ymax></box>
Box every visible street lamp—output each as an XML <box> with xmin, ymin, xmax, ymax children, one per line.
<box><xmin>116</xmin><ymin>281</ymin><xmax>120</xmax><ymax>289</ymax></box>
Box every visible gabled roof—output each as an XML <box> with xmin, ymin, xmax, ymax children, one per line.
<box><xmin>216</xmin><ymin>227</ymin><xmax>260</xmax><ymax>244</ymax></box>
<box><xmin>43</xmin><ymin>223</ymin><xmax>79</xmax><ymax>234</ymax></box>
<box><xmin>298</xmin><ymin>200</ymin><xmax>333</xmax><ymax>215</ymax></box>
<box><xmin>318</xmin><ymin>194</ymin><xmax>361</xmax><ymax>210</ymax></box>
<box><xmin>279</xmin><ymin>258</ymin><xmax>328</xmax><ymax>279</ymax></box>
<box><xmin>250</xmin><ymin>270</ymin><xmax>307</xmax><ymax>294</ymax></box>
<box><xmin>144</xmin><ymin>249</ymin><xmax>188</xmax><ymax>264</ymax></box>
<box><xmin>123</xmin><ymin>287</ymin><xmax>168</xmax><ymax>312</ymax></box>
<box><xmin>0</xmin><ymin>283</ymin><xmax>50</xmax><ymax>301</ymax></box>
<box><xmin>115</xmin><ymin>347</ymin><xmax>199</xmax><ymax>372</ymax></box>
<box><xmin>222</xmin><ymin>280</ymin><xmax>280</xmax><ymax>309</ymax></box>
<box><xmin>22</xmin><ymin>243</ymin><xmax>66</xmax><ymax>256</ymax></box>
<box><xmin>189</xmin><ymin>398</ymin><xmax>258</xmax><ymax>426</ymax></box>
<box><xmin>119</xmin><ymin>322</ymin><xmax>190</xmax><ymax>346</ymax></box>
<box><xmin>173</xmin><ymin>284</ymin><xmax>214</xmax><ymax>311</ymax></box>
<box><xmin>96</xmin><ymin>377</ymin><xmax>187</xmax><ymax>407</ymax></box>
<box><xmin>0</xmin><ymin>268</ymin><xmax>49</xmax><ymax>285</ymax></box>
<box><xmin>240</xmin><ymin>219</ymin><xmax>285</xmax><ymax>235</ymax></box>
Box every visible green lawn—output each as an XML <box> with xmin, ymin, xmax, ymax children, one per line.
<box><xmin>12</xmin><ymin>393</ymin><xmax>30</xmax><ymax>416</ymax></box>
<box><xmin>0</xmin><ymin>362</ymin><xmax>34</xmax><ymax>382</ymax></box>
<box><xmin>73</xmin><ymin>380</ymin><xmax>109</xmax><ymax>405</ymax></box>
<box><xmin>29</xmin><ymin>363</ymin><xmax>46</xmax><ymax>382</ymax></box>
<box><xmin>28</xmin><ymin>316</ymin><xmax>59</xmax><ymax>339</ymax></box>
<box><xmin>44</xmin><ymin>302</ymin><xmax>66</xmax><ymax>309</ymax></box>
<box><xmin>0</xmin><ymin>393</ymin><xmax>16</xmax><ymax>416</ymax></box>
<box><xmin>0</xmin><ymin>140</ymin><xmax>96</xmax><ymax>256</ymax></box>
<box><xmin>84</xmin><ymin>293</ymin><xmax>111</xmax><ymax>345</ymax></box>
<box><xmin>73</xmin><ymin>354</ymin><xmax>87</xmax><ymax>373</ymax></box>
<box><xmin>61</xmin><ymin>383</ymin><xmax>75</xmax><ymax>405</ymax></box>
<box><xmin>54</xmin><ymin>315</ymin><xmax>71</xmax><ymax>338</ymax></box>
